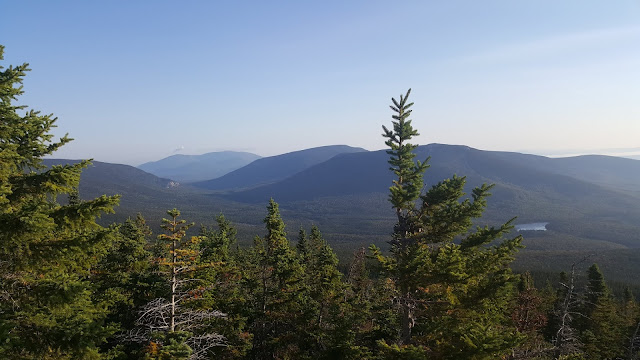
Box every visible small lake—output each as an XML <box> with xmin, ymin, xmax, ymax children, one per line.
<box><xmin>515</xmin><ymin>222</ymin><xmax>549</xmax><ymax>231</ymax></box>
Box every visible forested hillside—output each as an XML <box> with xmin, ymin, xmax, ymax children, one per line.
<box><xmin>3</xmin><ymin>47</ymin><xmax>640</xmax><ymax>359</ymax></box>
<box><xmin>192</xmin><ymin>145</ymin><xmax>366</xmax><ymax>191</ymax></box>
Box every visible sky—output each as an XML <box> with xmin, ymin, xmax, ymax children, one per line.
<box><xmin>1</xmin><ymin>0</ymin><xmax>639</xmax><ymax>165</ymax></box>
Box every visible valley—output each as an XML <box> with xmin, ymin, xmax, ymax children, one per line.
<box><xmin>51</xmin><ymin>144</ymin><xmax>640</xmax><ymax>286</ymax></box>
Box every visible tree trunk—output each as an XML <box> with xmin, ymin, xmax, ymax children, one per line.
<box><xmin>400</xmin><ymin>296</ymin><xmax>414</xmax><ymax>345</ymax></box>
<box><xmin>170</xmin><ymin>238</ymin><xmax>177</xmax><ymax>332</ymax></box>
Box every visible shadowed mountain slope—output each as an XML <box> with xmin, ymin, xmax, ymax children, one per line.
<box><xmin>223</xmin><ymin>144</ymin><xmax>639</xmax><ymax>203</ymax></box>
<box><xmin>41</xmin><ymin>148</ymin><xmax>640</xmax><ymax>287</ymax></box>
<box><xmin>42</xmin><ymin>159</ymin><xmax>267</xmax><ymax>234</ymax></box>
<box><xmin>485</xmin><ymin>151</ymin><xmax>640</xmax><ymax>194</ymax></box>
<box><xmin>192</xmin><ymin>145</ymin><xmax>367</xmax><ymax>190</ymax></box>
<box><xmin>44</xmin><ymin>159</ymin><xmax>175</xmax><ymax>198</ymax></box>
<box><xmin>221</xmin><ymin>144</ymin><xmax>640</xmax><ymax>248</ymax></box>
<box><xmin>138</xmin><ymin>151</ymin><xmax>261</xmax><ymax>183</ymax></box>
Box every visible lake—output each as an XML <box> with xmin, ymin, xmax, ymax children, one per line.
<box><xmin>515</xmin><ymin>222</ymin><xmax>549</xmax><ymax>231</ymax></box>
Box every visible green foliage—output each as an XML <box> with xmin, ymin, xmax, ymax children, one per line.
<box><xmin>245</xmin><ymin>199</ymin><xmax>305</xmax><ymax>359</ymax></box>
<box><xmin>373</xmin><ymin>89</ymin><xmax>523</xmax><ymax>358</ymax></box>
<box><xmin>580</xmin><ymin>264</ymin><xmax>626</xmax><ymax>359</ymax></box>
<box><xmin>295</xmin><ymin>225</ymin><xmax>346</xmax><ymax>358</ymax></box>
<box><xmin>382</xmin><ymin>88</ymin><xmax>429</xmax><ymax>214</ymax></box>
<box><xmin>94</xmin><ymin>214</ymin><xmax>164</xmax><ymax>358</ymax></box>
<box><xmin>130</xmin><ymin>210</ymin><xmax>228</xmax><ymax>359</ymax></box>
<box><xmin>510</xmin><ymin>273</ymin><xmax>553</xmax><ymax>357</ymax></box>
<box><xmin>200</xmin><ymin>213</ymin><xmax>237</xmax><ymax>263</ymax></box>
<box><xmin>197</xmin><ymin>214</ymin><xmax>250</xmax><ymax>358</ymax></box>
<box><xmin>0</xmin><ymin>45</ymin><xmax>120</xmax><ymax>359</ymax></box>
<box><xmin>376</xmin><ymin>341</ymin><xmax>431</xmax><ymax>360</ymax></box>
<box><xmin>585</xmin><ymin>264</ymin><xmax>610</xmax><ymax>310</ymax></box>
<box><xmin>4</xmin><ymin>45</ymin><xmax>640</xmax><ymax>358</ymax></box>
<box><xmin>144</xmin><ymin>331</ymin><xmax>192</xmax><ymax>360</ymax></box>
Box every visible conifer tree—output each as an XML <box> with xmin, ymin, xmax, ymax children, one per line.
<box><xmin>296</xmin><ymin>227</ymin><xmax>310</xmax><ymax>263</ymax></box>
<box><xmin>134</xmin><ymin>209</ymin><xmax>226</xmax><ymax>360</ymax></box>
<box><xmin>585</xmin><ymin>264</ymin><xmax>610</xmax><ymax>315</ymax></box>
<box><xmin>297</xmin><ymin>225</ymin><xmax>345</xmax><ymax>358</ymax></box>
<box><xmin>373</xmin><ymin>89</ymin><xmax>523</xmax><ymax>358</ymax></box>
<box><xmin>0</xmin><ymin>45</ymin><xmax>120</xmax><ymax>359</ymax></box>
<box><xmin>622</xmin><ymin>287</ymin><xmax>640</xmax><ymax>359</ymax></box>
<box><xmin>94</xmin><ymin>214</ymin><xmax>163</xmax><ymax>357</ymax></box>
<box><xmin>378</xmin><ymin>88</ymin><xmax>429</xmax><ymax>345</ymax></box>
<box><xmin>550</xmin><ymin>262</ymin><xmax>587</xmax><ymax>358</ymax></box>
<box><xmin>338</xmin><ymin>248</ymin><xmax>398</xmax><ymax>359</ymax></box>
<box><xmin>200</xmin><ymin>213</ymin><xmax>237</xmax><ymax>264</ymax></box>
<box><xmin>198</xmin><ymin>214</ymin><xmax>250</xmax><ymax>358</ymax></box>
<box><xmin>511</xmin><ymin>272</ymin><xmax>552</xmax><ymax>358</ymax></box>
<box><xmin>581</xmin><ymin>264</ymin><xmax>625</xmax><ymax>359</ymax></box>
<box><xmin>245</xmin><ymin>199</ymin><xmax>305</xmax><ymax>359</ymax></box>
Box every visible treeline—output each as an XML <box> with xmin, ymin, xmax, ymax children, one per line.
<box><xmin>2</xmin><ymin>46</ymin><xmax>640</xmax><ymax>359</ymax></box>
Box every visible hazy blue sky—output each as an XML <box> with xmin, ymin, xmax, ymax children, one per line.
<box><xmin>2</xmin><ymin>1</ymin><xmax>639</xmax><ymax>165</ymax></box>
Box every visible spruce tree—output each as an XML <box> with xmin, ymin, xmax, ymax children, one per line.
<box><xmin>297</xmin><ymin>225</ymin><xmax>346</xmax><ymax>359</ymax></box>
<box><xmin>581</xmin><ymin>264</ymin><xmax>626</xmax><ymax>359</ymax></box>
<box><xmin>378</xmin><ymin>89</ymin><xmax>429</xmax><ymax>345</ymax></box>
<box><xmin>0</xmin><ymin>45</ymin><xmax>121</xmax><ymax>359</ymax></box>
<box><xmin>510</xmin><ymin>272</ymin><xmax>551</xmax><ymax>358</ymax></box>
<box><xmin>198</xmin><ymin>214</ymin><xmax>250</xmax><ymax>359</ymax></box>
<box><xmin>373</xmin><ymin>89</ymin><xmax>523</xmax><ymax>358</ymax></box>
<box><xmin>585</xmin><ymin>264</ymin><xmax>610</xmax><ymax>314</ymax></box>
<box><xmin>134</xmin><ymin>209</ymin><xmax>226</xmax><ymax>359</ymax></box>
<box><xmin>245</xmin><ymin>199</ymin><xmax>305</xmax><ymax>359</ymax></box>
<box><xmin>94</xmin><ymin>214</ymin><xmax>163</xmax><ymax>358</ymax></box>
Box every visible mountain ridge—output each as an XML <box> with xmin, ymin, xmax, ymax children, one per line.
<box><xmin>138</xmin><ymin>151</ymin><xmax>261</xmax><ymax>183</ymax></box>
<box><xmin>192</xmin><ymin>145</ymin><xmax>367</xmax><ymax>191</ymax></box>
<box><xmin>219</xmin><ymin>144</ymin><xmax>640</xmax><ymax>248</ymax></box>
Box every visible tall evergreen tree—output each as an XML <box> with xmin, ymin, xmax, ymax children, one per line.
<box><xmin>94</xmin><ymin>214</ymin><xmax>163</xmax><ymax>358</ymax></box>
<box><xmin>297</xmin><ymin>225</ymin><xmax>346</xmax><ymax>359</ymax></box>
<box><xmin>510</xmin><ymin>272</ymin><xmax>551</xmax><ymax>358</ymax></box>
<box><xmin>0</xmin><ymin>45</ymin><xmax>120</xmax><ymax>359</ymax></box>
<box><xmin>245</xmin><ymin>199</ymin><xmax>305</xmax><ymax>359</ymax></box>
<box><xmin>373</xmin><ymin>89</ymin><xmax>523</xmax><ymax>359</ymax></box>
<box><xmin>296</xmin><ymin>227</ymin><xmax>310</xmax><ymax>263</ymax></box>
<box><xmin>134</xmin><ymin>209</ymin><xmax>226</xmax><ymax>360</ymax></box>
<box><xmin>585</xmin><ymin>264</ymin><xmax>610</xmax><ymax>316</ymax></box>
<box><xmin>581</xmin><ymin>264</ymin><xmax>625</xmax><ymax>360</ymax></box>
<box><xmin>198</xmin><ymin>214</ymin><xmax>250</xmax><ymax>359</ymax></box>
<box><xmin>379</xmin><ymin>88</ymin><xmax>429</xmax><ymax>345</ymax></box>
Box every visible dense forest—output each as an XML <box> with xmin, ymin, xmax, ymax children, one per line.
<box><xmin>2</xmin><ymin>46</ymin><xmax>640</xmax><ymax>360</ymax></box>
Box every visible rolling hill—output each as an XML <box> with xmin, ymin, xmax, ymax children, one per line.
<box><xmin>138</xmin><ymin>151</ymin><xmax>261</xmax><ymax>183</ymax></box>
<box><xmin>192</xmin><ymin>145</ymin><xmax>367</xmax><ymax>191</ymax></box>
<box><xmin>485</xmin><ymin>151</ymin><xmax>640</xmax><ymax>194</ymax></box>
<box><xmin>43</xmin><ymin>145</ymin><xmax>640</xmax><ymax>287</ymax></box>
<box><xmin>44</xmin><ymin>159</ymin><xmax>176</xmax><ymax>199</ymax></box>
<box><xmin>42</xmin><ymin>159</ymin><xmax>275</xmax><ymax>239</ymax></box>
<box><xmin>220</xmin><ymin>144</ymin><xmax>640</xmax><ymax>249</ymax></box>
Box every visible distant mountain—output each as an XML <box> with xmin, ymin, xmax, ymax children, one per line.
<box><xmin>486</xmin><ymin>152</ymin><xmax>640</xmax><ymax>194</ymax></box>
<box><xmin>223</xmin><ymin>144</ymin><xmax>640</xmax><ymax>202</ymax></box>
<box><xmin>192</xmin><ymin>145</ymin><xmax>367</xmax><ymax>191</ymax></box>
<box><xmin>138</xmin><ymin>151</ymin><xmax>261</xmax><ymax>183</ymax></box>
<box><xmin>44</xmin><ymin>159</ymin><xmax>175</xmax><ymax>196</ymax></box>
<box><xmin>45</xmin><ymin>144</ymin><xmax>640</xmax><ymax>253</ymax></box>
<box><xmin>41</xmin><ymin>149</ymin><xmax>640</xmax><ymax>287</ymax></box>
<box><xmin>221</xmin><ymin>144</ymin><xmax>640</xmax><ymax>249</ymax></box>
<box><xmin>42</xmin><ymin>159</ymin><xmax>269</xmax><ymax>232</ymax></box>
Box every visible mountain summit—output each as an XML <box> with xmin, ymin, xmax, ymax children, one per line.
<box><xmin>138</xmin><ymin>151</ymin><xmax>261</xmax><ymax>183</ymax></box>
<box><xmin>192</xmin><ymin>145</ymin><xmax>367</xmax><ymax>190</ymax></box>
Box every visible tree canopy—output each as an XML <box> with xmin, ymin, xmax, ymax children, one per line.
<box><xmin>2</xmin><ymin>46</ymin><xmax>638</xmax><ymax>359</ymax></box>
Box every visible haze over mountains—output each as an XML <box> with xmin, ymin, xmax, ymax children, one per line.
<box><xmin>191</xmin><ymin>145</ymin><xmax>366</xmax><ymax>190</ymax></box>
<box><xmin>49</xmin><ymin>143</ymin><xmax>640</xmax><ymax>283</ymax></box>
<box><xmin>138</xmin><ymin>151</ymin><xmax>261</xmax><ymax>182</ymax></box>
